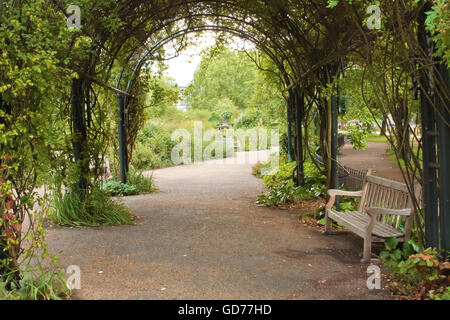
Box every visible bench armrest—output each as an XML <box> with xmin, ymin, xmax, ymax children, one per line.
<box><xmin>366</xmin><ymin>207</ymin><xmax>412</xmax><ymax>217</ymax></box>
<box><xmin>326</xmin><ymin>189</ymin><xmax>363</xmax><ymax>210</ymax></box>
<box><xmin>327</xmin><ymin>189</ymin><xmax>363</xmax><ymax>197</ymax></box>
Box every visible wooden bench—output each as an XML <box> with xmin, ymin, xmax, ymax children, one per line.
<box><xmin>325</xmin><ymin>170</ymin><xmax>419</xmax><ymax>262</ymax></box>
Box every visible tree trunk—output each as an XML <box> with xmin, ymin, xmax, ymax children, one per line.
<box><xmin>380</xmin><ymin>118</ymin><xmax>387</xmax><ymax>136</ymax></box>
<box><xmin>71</xmin><ymin>77</ymin><xmax>89</xmax><ymax>192</ymax></box>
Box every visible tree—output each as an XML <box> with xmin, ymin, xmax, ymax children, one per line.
<box><xmin>186</xmin><ymin>46</ymin><xmax>284</xmax><ymax>126</ymax></box>
<box><xmin>147</xmin><ymin>76</ymin><xmax>181</xmax><ymax>119</ymax></box>
<box><xmin>186</xmin><ymin>47</ymin><xmax>260</xmax><ymax>111</ymax></box>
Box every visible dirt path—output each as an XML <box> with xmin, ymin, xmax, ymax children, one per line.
<box><xmin>46</xmin><ymin>151</ymin><xmax>390</xmax><ymax>300</ymax></box>
<box><xmin>339</xmin><ymin>142</ymin><xmax>403</xmax><ymax>182</ymax></box>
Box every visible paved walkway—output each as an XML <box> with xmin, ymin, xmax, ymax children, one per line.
<box><xmin>46</xmin><ymin>151</ymin><xmax>390</xmax><ymax>299</ymax></box>
<box><xmin>339</xmin><ymin>142</ymin><xmax>403</xmax><ymax>182</ymax></box>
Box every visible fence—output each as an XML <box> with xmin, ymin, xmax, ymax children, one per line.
<box><xmin>313</xmin><ymin>153</ymin><xmax>367</xmax><ymax>189</ymax></box>
<box><xmin>339</xmin><ymin>165</ymin><xmax>366</xmax><ymax>189</ymax></box>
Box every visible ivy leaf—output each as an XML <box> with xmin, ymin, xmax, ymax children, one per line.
<box><xmin>385</xmin><ymin>237</ymin><xmax>399</xmax><ymax>251</ymax></box>
<box><xmin>327</xmin><ymin>0</ymin><xmax>339</xmax><ymax>8</ymax></box>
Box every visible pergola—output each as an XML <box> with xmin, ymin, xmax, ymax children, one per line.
<box><xmin>65</xmin><ymin>0</ymin><xmax>448</xmax><ymax>252</ymax></box>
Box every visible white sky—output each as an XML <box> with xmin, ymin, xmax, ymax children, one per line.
<box><xmin>162</xmin><ymin>32</ymin><xmax>254</xmax><ymax>87</ymax></box>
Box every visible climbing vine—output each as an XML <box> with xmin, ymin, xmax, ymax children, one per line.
<box><xmin>0</xmin><ymin>0</ymin><xmax>448</xmax><ymax>298</ymax></box>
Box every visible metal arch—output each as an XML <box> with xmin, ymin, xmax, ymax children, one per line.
<box><xmin>112</xmin><ymin>0</ymin><xmax>319</xmax><ymax>85</ymax></box>
<box><xmin>119</xmin><ymin>0</ymin><xmax>304</xmax><ymax>51</ymax></box>
<box><xmin>112</xmin><ymin>1</ymin><xmax>307</xmax><ymax>91</ymax></box>
<box><xmin>116</xmin><ymin>18</ymin><xmax>294</xmax><ymax>92</ymax></box>
<box><xmin>122</xmin><ymin>25</ymin><xmax>286</xmax><ymax>94</ymax></box>
<box><xmin>115</xmin><ymin>24</ymin><xmax>292</xmax><ymax>183</ymax></box>
<box><xmin>82</xmin><ymin>0</ymin><xmax>314</xmax><ymax>92</ymax></box>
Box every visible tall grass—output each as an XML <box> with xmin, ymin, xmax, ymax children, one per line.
<box><xmin>126</xmin><ymin>167</ymin><xmax>157</xmax><ymax>194</ymax></box>
<box><xmin>49</xmin><ymin>184</ymin><xmax>134</xmax><ymax>227</ymax></box>
<box><xmin>0</xmin><ymin>265</ymin><xmax>70</xmax><ymax>300</ymax></box>
<box><xmin>102</xmin><ymin>167</ymin><xmax>157</xmax><ymax>196</ymax></box>
<box><xmin>386</xmin><ymin>146</ymin><xmax>422</xmax><ymax>171</ymax></box>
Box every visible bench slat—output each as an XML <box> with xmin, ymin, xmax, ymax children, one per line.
<box><xmin>347</xmin><ymin>210</ymin><xmax>403</xmax><ymax>236</ymax></box>
<box><xmin>346</xmin><ymin>211</ymin><xmax>398</xmax><ymax>235</ymax></box>
<box><xmin>328</xmin><ymin>210</ymin><xmax>367</xmax><ymax>238</ymax></box>
<box><xmin>365</xmin><ymin>175</ymin><xmax>409</xmax><ymax>192</ymax></box>
<box><xmin>329</xmin><ymin>210</ymin><xmax>404</xmax><ymax>238</ymax></box>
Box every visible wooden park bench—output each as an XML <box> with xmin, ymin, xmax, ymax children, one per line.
<box><xmin>325</xmin><ymin>170</ymin><xmax>419</xmax><ymax>262</ymax></box>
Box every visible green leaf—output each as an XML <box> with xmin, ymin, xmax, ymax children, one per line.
<box><xmin>385</xmin><ymin>237</ymin><xmax>399</xmax><ymax>251</ymax></box>
<box><xmin>402</xmin><ymin>241</ymin><xmax>418</xmax><ymax>257</ymax></box>
<box><xmin>326</xmin><ymin>0</ymin><xmax>339</xmax><ymax>8</ymax></box>
<box><xmin>410</xmin><ymin>241</ymin><xmax>420</xmax><ymax>253</ymax></box>
<box><xmin>379</xmin><ymin>251</ymin><xmax>390</xmax><ymax>260</ymax></box>
<box><xmin>391</xmin><ymin>249</ymin><xmax>402</xmax><ymax>261</ymax></box>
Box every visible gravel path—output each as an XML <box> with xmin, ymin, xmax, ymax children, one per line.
<box><xmin>46</xmin><ymin>151</ymin><xmax>390</xmax><ymax>300</ymax></box>
<box><xmin>339</xmin><ymin>142</ymin><xmax>403</xmax><ymax>182</ymax></box>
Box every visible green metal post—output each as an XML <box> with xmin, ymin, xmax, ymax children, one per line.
<box><xmin>437</xmin><ymin>63</ymin><xmax>449</xmax><ymax>253</ymax></box>
<box><xmin>286</xmin><ymin>99</ymin><xmax>293</xmax><ymax>162</ymax></box>
<box><xmin>329</xmin><ymin>63</ymin><xmax>340</xmax><ymax>209</ymax></box>
<box><xmin>418</xmin><ymin>5</ymin><xmax>440</xmax><ymax>249</ymax></box>
<box><xmin>331</xmin><ymin>90</ymin><xmax>339</xmax><ymax>209</ymax></box>
<box><xmin>422</xmin><ymin>96</ymin><xmax>439</xmax><ymax>249</ymax></box>
<box><xmin>117</xmin><ymin>94</ymin><xmax>127</xmax><ymax>184</ymax></box>
<box><xmin>295</xmin><ymin>89</ymin><xmax>304</xmax><ymax>186</ymax></box>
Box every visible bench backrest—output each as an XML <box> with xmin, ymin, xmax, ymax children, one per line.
<box><xmin>358</xmin><ymin>170</ymin><xmax>415</xmax><ymax>233</ymax></box>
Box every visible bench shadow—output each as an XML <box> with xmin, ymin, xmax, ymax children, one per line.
<box><xmin>276</xmin><ymin>232</ymin><xmax>386</xmax><ymax>264</ymax></box>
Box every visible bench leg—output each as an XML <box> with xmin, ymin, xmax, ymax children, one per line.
<box><xmin>324</xmin><ymin>210</ymin><xmax>331</xmax><ymax>235</ymax></box>
<box><xmin>361</xmin><ymin>235</ymin><xmax>372</xmax><ymax>263</ymax></box>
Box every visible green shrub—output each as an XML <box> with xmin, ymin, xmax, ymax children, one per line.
<box><xmin>252</xmin><ymin>153</ymin><xmax>283</xmax><ymax>178</ymax></box>
<box><xmin>348</xmin><ymin>124</ymin><xmax>369</xmax><ymax>150</ymax></box>
<box><xmin>257</xmin><ymin>159</ymin><xmax>326</xmax><ymax>206</ymax></box>
<box><xmin>429</xmin><ymin>286</ymin><xmax>450</xmax><ymax>300</ymax></box>
<box><xmin>0</xmin><ymin>265</ymin><xmax>70</xmax><ymax>300</ymax></box>
<box><xmin>252</xmin><ymin>161</ymin><xmax>267</xmax><ymax>178</ymax></box>
<box><xmin>380</xmin><ymin>237</ymin><xmax>420</xmax><ymax>268</ymax></box>
<box><xmin>338</xmin><ymin>201</ymin><xmax>358</xmax><ymax>212</ymax></box>
<box><xmin>233</xmin><ymin>108</ymin><xmax>263</xmax><ymax>128</ymax></box>
<box><xmin>126</xmin><ymin>166</ymin><xmax>157</xmax><ymax>194</ymax></box>
<box><xmin>380</xmin><ymin>237</ymin><xmax>449</xmax><ymax>300</ymax></box>
<box><xmin>257</xmin><ymin>181</ymin><xmax>297</xmax><ymax>206</ymax></box>
<box><xmin>185</xmin><ymin>109</ymin><xmax>213</xmax><ymax>122</ymax></box>
<box><xmin>132</xmin><ymin>141</ymin><xmax>157</xmax><ymax>170</ymax></box>
<box><xmin>102</xmin><ymin>180</ymin><xmax>137</xmax><ymax>196</ymax></box>
<box><xmin>262</xmin><ymin>162</ymin><xmax>297</xmax><ymax>189</ymax></box>
<box><xmin>49</xmin><ymin>184</ymin><xmax>134</xmax><ymax>227</ymax></box>
<box><xmin>132</xmin><ymin>122</ymin><xmax>176</xmax><ymax>170</ymax></box>
<box><xmin>102</xmin><ymin>167</ymin><xmax>156</xmax><ymax>197</ymax></box>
